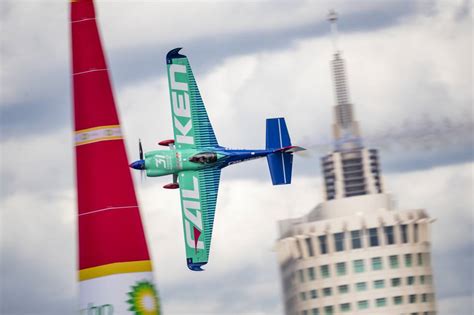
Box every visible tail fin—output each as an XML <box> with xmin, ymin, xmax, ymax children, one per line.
<box><xmin>266</xmin><ymin>117</ymin><xmax>291</xmax><ymax>150</ymax></box>
<box><xmin>266</xmin><ymin>118</ymin><xmax>293</xmax><ymax>185</ymax></box>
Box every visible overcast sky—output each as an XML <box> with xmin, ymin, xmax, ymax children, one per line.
<box><xmin>0</xmin><ymin>0</ymin><xmax>472</xmax><ymax>314</ymax></box>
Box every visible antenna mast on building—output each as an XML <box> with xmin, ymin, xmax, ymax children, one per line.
<box><xmin>328</xmin><ymin>9</ymin><xmax>339</xmax><ymax>53</ymax></box>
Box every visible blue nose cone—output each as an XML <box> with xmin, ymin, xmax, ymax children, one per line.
<box><xmin>130</xmin><ymin>159</ymin><xmax>145</xmax><ymax>170</ymax></box>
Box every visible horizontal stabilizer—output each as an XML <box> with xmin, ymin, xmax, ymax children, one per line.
<box><xmin>275</xmin><ymin>145</ymin><xmax>306</xmax><ymax>154</ymax></box>
<box><xmin>267</xmin><ymin>152</ymin><xmax>293</xmax><ymax>185</ymax></box>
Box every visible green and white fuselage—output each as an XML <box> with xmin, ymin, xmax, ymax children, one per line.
<box><xmin>143</xmin><ymin>147</ymin><xmax>272</xmax><ymax>177</ymax></box>
<box><xmin>130</xmin><ymin>48</ymin><xmax>304</xmax><ymax>271</ymax></box>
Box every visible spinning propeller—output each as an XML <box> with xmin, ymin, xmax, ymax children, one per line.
<box><xmin>139</xmin><ymin>138</ymin><xmax>144</xmax><ymax>160</ymax></box>
<box><xmin>129</xmin><ymin>139</ymin><xmax>146</xmax><ymax>181</ymax></box>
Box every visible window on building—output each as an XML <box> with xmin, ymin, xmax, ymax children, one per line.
<box><xmin>298</xmin><ymin>269</ymin><xmax>305</xmax><ymax>283</ymax></box>
<box><xmin>400</xmin><ymin>224</ymin><xmax>408</xmax><ymax>243</ymax></box>
<box><xmin>418</xmin><ymin>253</ymin><xmax>424</xmax><ymax>266</ymax></box>
<box><xmin>422</xmin><ymin>293</ymin><xmax>428</xmax><ymax>302</ymax></box>
<box><xmin>324</xmin><ymin>306</ymin><xmax>333</xmax><ymax>315</ymax></box>
<box><xmin>384</xmin><ymin>226</ymin><xmax>395</xmax><ymax>245</ymax></box>
<box><xmin>300</xmin><ymin>292</ymin><xmax>306</xmax><ymax>301</ymax></box>
<box><xmin>426</xmin><ymin>275</ymin><xmax>432</xmax><ymax>284</ymax></box>
<box><xmin>305</xmin><ymin>238</ymin><xmax>314</xmax><ymax>257</ymax></box>
<box><xmin>405</xmin><ymin>253</ymin><xmax>413</xmax><ymax>267</ymax></box>
<box><xmin>373</xmin><ymin>279</ymin><xmax>385</xmax><ymax>289</ymax></box>
<box><xmin>369</xmin><ymin>228</ymin><xmax>379</xmax><ymax>246</ymax></box>
<box><xmin>353</xmin><ymin>259</ymin><xmax>365</xmax><ymax>273</ymax></box>
<box><xmin>420</xmin><ymin>275</ymin><xmax>425</xmax><ymax>284</ymax></box>
<box><xmin>355</xmin><ymin>282</ymin><xmax>367</xmax><ymax>291</ymax></box>
<box><xmin>376</xmin><ymin>298</ymin><xmax>386</xmax><ymax>307</ymax></box>
<box><xmin>336</xmin><ymin>262</ymin><xmax>346</xmax><ymax>276</ymax></box>
<box><xmin>311</xmin><ymin>308</ymin><xmax>319</xmax><ymax>315</ymax></box>
<box><xmin>285</xmin><ymin>272</ymin><xmax>294</xmax><ymax>291</ymax></box>
<box><xmin>334</xmin><ymin>232</ymin><xmax>345</xmax><ymax>252</ymax></box>
<box><xmin>391</xmin><ymin>277</ymin><xmax>401</xmax><ymax>287</ymax></box>
<box><xmin>393</xmin><ymin>296</ymin><xmax>403</xmax><ymax>305</ymax></box>
<box><xmin>338</xmin><ymin>284</ymin><xmax>349</xmax><ymax>294</ymax></box>
<box><xmin>302</xmin><ymin>310</ymin><xmax>308</xmax><ymax>315</ymax></box>
<box><xmin>340</xmin><ymin>303</ymin><xmax>351</xmax><ymax>312</ymax></box>
<box><xmin>323</xmin><ymin>287</ymin><xmax>332</xmax><ymax>297</ymax></box>
<box><xmin>320</xmin><ymin>265</ymin><xmax>330</xmax><ymax>278</ymax></box>
<box><xmin>319</xmin><ymin>235</ymin><xmax>328</xmax><ymax>254</ymax></box>
<box><xmin>351</xmin><ymin>230</ymin><xmax>362</xmax><ymax>249</ymax></box>
<box><xmin>308</xmin><ymin>267</ymin><xmax>315</xmax><ymax>281</ymax></box>
<box><xmin>409</xmin><ymin>294</ymin><xmax>417</xmax><ymax>303</ymax></box>
<box><xmin>372</xmin><ymin>257</ymin><xmax>383</xmax><ymax>270</ymax></box>
<box><xmin>407</xmin><ymin>276</ymin><xmax>415</xmax><ymax>285</ymax></box>
<box><xmin>414</xmin><ymin>223</ymin><xmax>419</xmax><ymax>242</ymax></box>
<box><xmin>310</xmin><ymin>289</ymin><xmax>318</xmax><ymax>299</ymax></box>
<box><xmin>357</xmin><ymin>300</ymin><xmax>369</xmax><ymax>310</ymax></box>
<box><xmin>283</xmin><ymin>276</ymin><xmax>291</xmax><ymax>292</ymax></box>
<box><xmin>389</xmin><ymin>255</ymin><xmax>400</xmax><ymax>269</ymax></box>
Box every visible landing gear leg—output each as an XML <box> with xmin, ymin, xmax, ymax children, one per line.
<box><xmin>163</xmin><ymin>174</ymin><xmax>179</xmax><ymax>189</ymax></box>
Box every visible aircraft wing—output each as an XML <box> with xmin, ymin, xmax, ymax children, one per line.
<box><xmin>166</xmin><ymin>48</ymin><xmax>218</xmax><ymax>150</ymax></box>
<box><xmin>177</xmin><ymin>168</ymin><xmax>221</xmax><ymax>271</ymax></box>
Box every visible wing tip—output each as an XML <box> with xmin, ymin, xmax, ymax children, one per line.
<box><xmin>187</xmin><ymin>259</ymin><xmax>207</xmax><ymax>272</ymax></box>
<box><xmin>167</xmin><ymin>47</ymin><xmax>186</xmax><ymax>63</ymax></box>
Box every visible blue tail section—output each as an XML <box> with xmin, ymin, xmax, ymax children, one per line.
<box><xmin>266</xmin><ymin>117</ymin><xmax>291</xmax><ymax>149</ymax></box>
<box><xmin>266</xmin><ymin>118</ymin><xmax>293</xmax><ymax>185</ymax></box>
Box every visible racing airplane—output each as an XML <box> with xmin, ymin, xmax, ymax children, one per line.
<box><xmin>130</xmin><ymin>48</ymin><xmax>305</xmax><ymax>271</ymax></box>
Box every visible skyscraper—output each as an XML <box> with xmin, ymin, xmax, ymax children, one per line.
<box><xmin>275</xmin><ymin>11</ymin><xmax>437</xmax><ymax>315</ymax></box>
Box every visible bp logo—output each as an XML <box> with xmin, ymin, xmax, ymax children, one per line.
<box><xmin>126</xmin><ymin>280</ymin><xmax>160</xmax><ymax>315</ymax></box>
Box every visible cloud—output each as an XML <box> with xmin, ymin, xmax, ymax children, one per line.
<box><xmin>438</xmin><ymin>295</ymin><xmax>473</xmax><ymax>315</ymax></box>
<box><xmin>1</xmin><ymin>0</ymin><xmax>472</xmax><ymax>314</ymax></box>
<box><xmin>1</xmin><ymin>160</ymin><xmax>472</xmax><ymax>314</ymax></box>
<box><xmin>0</xmin><ymin>128</ymin><xmax>74</xmax><ymax>199</ymax></box>
<box><xmin>116</xmin><ymin>4</ymin><xmax>472</xmax><ymax>175</ymax></box>
<box><xmin>0</xmin><ymin>0</ymin><xmax>419</xmax><ymax>139</ymax></box>
<box><xmin>0</xmin><ymin>191</ymin><xmax>76</xmax><ymax>315</ymax></box>
<box><xmin>0</xmin><ymin>172</ymin><xmax>320</xmax><ymax>314</ymax></box>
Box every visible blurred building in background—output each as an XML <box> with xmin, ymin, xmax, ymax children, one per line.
<box><xmin>275</xmin><ymin>11</ymin><xmax>437</xmax><ymax>315</ymax></box>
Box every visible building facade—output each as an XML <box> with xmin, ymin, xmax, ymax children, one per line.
<box><xmin>276</xmin><ymin>195</ymin><xmax>437</xmax><ymax>315</ymax></box>
<box><xmin>275</xmin><ymin>11</ymin><xmax>437</xmax><ymax>315</ymax></box>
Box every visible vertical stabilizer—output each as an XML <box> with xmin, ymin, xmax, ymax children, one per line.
<box><xmin>70</xmin><ymin>0</ymin><xmax>160</xmax><ymax>313</ymax></box>
<box><xmin>266</xmin><ymin>118</ymin><xmax>294</xmax><ymax>185</ymax></box>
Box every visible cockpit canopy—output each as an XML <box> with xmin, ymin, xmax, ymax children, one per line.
<box><xmin>189</xmin><ymin>152</ymin><xmax>218</xmax><ymax>164</ymax></box>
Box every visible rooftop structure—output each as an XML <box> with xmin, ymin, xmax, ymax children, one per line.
<box><xmin>322</xmin><ymin>10</ymin><xmax>382</xmax><ymax>200</ymax></box>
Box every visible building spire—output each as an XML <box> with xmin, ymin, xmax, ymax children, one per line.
<box><xmin>327</xmin><ymin>10</ymin><xmax>362</xmax><ymax>151</ymax></box>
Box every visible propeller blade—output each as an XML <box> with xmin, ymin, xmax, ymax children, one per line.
<box><xmin>141</xmin><ymin>169</ymin><xmax>145</xmax><ymax>183</ymax></box>
<box><xmin>139</xmin><ymin>139</ymin><xmax>143</xmax><ymax>160</ymax></box>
